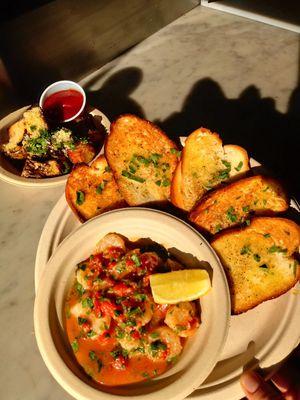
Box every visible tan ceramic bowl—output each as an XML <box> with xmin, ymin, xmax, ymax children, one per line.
<box><xmin>0</xmin><ymin>106</ymin><xmax>110</xmax><ymax>188</ymax></box>
<box><xmin>34</xmin><ymin>208</ymin><xmax>230</xmax><ymax>400</ymax></box>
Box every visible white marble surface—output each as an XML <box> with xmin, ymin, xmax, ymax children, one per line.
<box><xmin>0</xmin><ymin>5</ymin><xmax>299</xmax><ymax>400</ymax></box>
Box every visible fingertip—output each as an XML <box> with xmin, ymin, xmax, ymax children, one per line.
<box><xmin>240</xmin><ymin>370</ymin><xmax>261</xmax><ymax>394</ymax></box>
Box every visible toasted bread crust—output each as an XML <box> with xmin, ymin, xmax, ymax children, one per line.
<box><xmin>65</xmin><ymin>155</ymin><xmax>126</xmax><ymax>222</ymax></box>
<box><xmin>190</xmin><ymin>175</ymin><xmax>289</xmax><ymax>234</ymax></box>
<box><xmin>105</xmin><ymin>114</ymin><xmax>179</xmax><ymax>206</ymax></box>
<box><xmin>171</xmin><ymin>127</ymin><xmax>249</xmax><ymax>212</ymax></box>
<box><xmin>211</xmin><ymin>217</ymin><xmax>300</xmax><ymax>314</ymax></box>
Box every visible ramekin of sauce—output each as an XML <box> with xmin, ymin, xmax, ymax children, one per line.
<box><xmin>39</xmin><ymin>80</ymin><xmax>86</xmax><ymax>123</ymax></box>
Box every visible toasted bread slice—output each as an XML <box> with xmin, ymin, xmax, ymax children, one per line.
<box><xmin>23</xmin><ymin>106</ymin><xmax>48</xmax><ymax>137</ymax></box>
<box><xmin>1</xmin><ymin>119</ymin><xmax>27</xmax><ymax>159</ymax></box>
<box><xmin>105</xmin><ymin>114</ymin><xmax>179</xmax><ymax>206</ymax></box>
<box><xmin>190</xmin><ymin>175</ymin><xmax>289</xmax><ymax>234</ymax></box>
<box><xmin>65</xmin><ymin>155</ymin><xmax>126</xmax><ymax>222</ymax></box>
<box><xmin>171</xmin><ymin>128</ymin><xmax>249</xmax><ymax>211</ymax></box>
<box><xmin>211</xmin><ymin>217</ymin><xmax>300</xmax><ymax>314</ymax></box>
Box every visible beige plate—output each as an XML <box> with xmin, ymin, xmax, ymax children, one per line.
<box><xmin>35</xmin><ymin>156</ymin><xmax>300</xmax><ymax>400</ymax></box>
<box><xmin>0</xmin><ymin>106</ymin><xmax>110</xmax><ymax>187</ymax></box>
<box><xmin>34</xmin><ymin>208</ymin><xmax>230</xmax><ymax>400</ymax></box>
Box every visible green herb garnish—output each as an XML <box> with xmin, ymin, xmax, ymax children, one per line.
<box><xmin>170</xmin><ymin>148</ymin><xmax>181</xmax><ymax>157</ymax></box>
<box><xmin>263</xmin><ymin>233</ymin><xmax>271</xmax><ymax>238</ymax></box>
<box><xmin>82</xmin><ymin>297</ymin><xmax>94</xmax><ymax>309</ymax></box>
<box><xmin>75</xmin><ymin>282</ymin><xmax>85</xmax><ymax>296</ymax></box>
<box><xmin>268</xmin><ymin>245</ymin><xmax>287</xmax><ymax>254</ymax></box>
<box><xmin>242</xmin><ymin>205</ymin><xmax>250</xmax><ymax>213</ymax></box>
<box><xmin>89</xmin><ymin>351</ymin><xmax>96</xmax><ymax>361</ymax></box>
<box><xmin>155</xmin><ymin>180</ymin><xmax>161</xmax><ymax>186</ymax></box>
<box><xmin>96</xmin><ymin>181</ymin><xmax>106</xmax><ymax>194</ymax></box>
<box><xmin>76</xmin><ymin>191</ymin><xmax>85</xmax><ymax>205</ymax></box>
<box><xmin>240</xmin><ymin>245</ymin><xmax>251</xmax><ymax>255</ymax></box>
<box><xmin>235</xmin><ymin>161</ymin><xmax>243</xmax><ymax>172</ymax></box>
<box><xmin>71</xmin><ymin>340</ymin><xmax>79</xmax><ymax>353</ymax></box>
<box><xmin>253</xmin><ymin>254</ymin><xmax>261</xmax><ymax>262</ymax></box>
<box><xmin>131</xmin><ymin>253</ymin><xmax>141</xmax><ymax>266</ymax></box>
<box><xmin>122</xmin><ymin>170</ymin><xmax>145</xmax><ymax>183</ymax></box>
<box><xmin>78</xmin><ymin>317</ymin><xmax>88</xmax><ymax>325</ymax></box>
<box><xmin>226</xmin><ymin>206</ymin><xmax>237</xmax><ymax>222</ymax></box>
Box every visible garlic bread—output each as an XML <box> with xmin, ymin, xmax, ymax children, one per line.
<box><xmin>171</xmin><ymin>128</ymin><xmax>249</xmax><ymax>211</ymax></box>
<box><xmin>65</xmin><ymin>155</ymin><xmax>126</xmax><ymax>222</ymax></box>
<box><xmin>211</xmin><ymin>217</ymin><xmax>300</xmax><ymax>314</ymax></box>
<box><xmin>105</xmin><ymin>114</ymin><xmax>179</xmax><ymax>206</ymax></box>
<box><xmin>190</xmin><ymin>175</ymin><xmax>289</xmax><ymax>234</ymax></box>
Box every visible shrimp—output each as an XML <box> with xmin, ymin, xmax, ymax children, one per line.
<box><xmin>164</xmin><ymin>302</ymin><xmax>199</xmax><ymax>337</ymax></box>
<box><xmin>95</xmin><ymin>233</ymin><xmax>126</xmax><ymax>254</ymax></box>
<box><xmin>122</xmin><ymin>298</ymin><xmax>154</xmax><ymax>329</ymax></box>
<box><xmin>146</xmin><ymin>326</ymin><xmax>182</xmax><ymax>361</ymax></box>
<box><xmin>150</xmin><ymin>303</ymin><xmax>169</xmax><ymax>327</ymax></box>
<box><xmin>70</xmin><ymin>301</ymin><xmax>111</xmax><ymax>340</ymax></box>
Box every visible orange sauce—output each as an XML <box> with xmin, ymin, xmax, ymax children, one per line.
<box><xmin>65</xmin><ymin>291</ymin><xmax>169</xmax><ymax>386</ymax></box>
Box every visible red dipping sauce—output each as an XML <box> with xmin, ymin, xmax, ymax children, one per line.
<box><xmin>43</xmin><ymin>89</ymin><xmax>84</xmax><ymax>122</ymax></box>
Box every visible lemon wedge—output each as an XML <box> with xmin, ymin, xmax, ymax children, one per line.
<box><xmin>150</xmin><ymin>269</ymin><xmax>211</xmax><ymax>304</ymax></box>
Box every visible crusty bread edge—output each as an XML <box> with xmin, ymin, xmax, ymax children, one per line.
<box><xmin>189</xmin><ymin>174</ymin><xmax>290</xmax><ymax>228</ymax></box>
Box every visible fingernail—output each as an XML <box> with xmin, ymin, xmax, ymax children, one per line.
<box><xmin>240</xmin><ymin>371</ymin><xmax>260</xmax><ymax>393</ymax></box>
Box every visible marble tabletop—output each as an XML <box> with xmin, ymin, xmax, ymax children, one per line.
<box><xmin>1</xmin><ymin>5</ymin><xmax>299</xmax><ymax>400</ymax></box>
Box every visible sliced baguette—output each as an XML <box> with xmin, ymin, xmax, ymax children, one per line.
<box><xmin>190</xmin><ymin>175</ymin><xmax>289</xmax><ymax>234</ymax></box>
<box><xmin>211</xmin><ymin>217</ymin><xmax>300</xmax><ymax>314</ymax></box>
<box><xmin>171</xmin><ymin>128</ymin><xmax>249</xmax><ymax>211</ymax></box>
<box><xmin>65</xmin><ymin>155</ymin><xmax>126</xmax><ymax>222</ymax></box>
<box><xmin>105</xmin><ymin>114</ymin><xmax>179</xmax><ymax>206</ymax></box>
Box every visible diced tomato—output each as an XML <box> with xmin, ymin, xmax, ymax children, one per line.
<box><xmin>125</xmin><ymin>259</ymin><xmax>135</xmax><ymax>268</ymax></box>
<box><xmin>82</xmin><ymin>322</ymin><xmax>91</xmax><ymax>333</ymax></box>
<box><xmin>131</xmin><ymin>330</ymin><xmax>141</xmax><ymax>340</ymax></box>
<box><xmin>112</xmin><ymin>282</ymin><xmax>135</xmax><ymax>297</ymax></box>
<box><xmin>141</xmin><ymin>253</ymin><xmax>159</xmax><ymax>274</ymax></box>
<box><xmin>88</xmin><ymin>253</ymin><xmax>104</xmax><ymax>271</ymax></box>
<box><xmin>112</xmin><ymin>355</ymin><xmax>127</xmax><ymax>370</ymax></box>
<box><xmin>99</xmin><ymin>300</ymin><xmax>119</xmax><ymax>317</ymax></box>
<box><xmin>103</xmin><ymin>246</ymin><xmax>124</xmax><ymax>261</ymax></box>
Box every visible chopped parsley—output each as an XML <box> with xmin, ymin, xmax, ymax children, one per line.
<box><xmin>87</xmin><ymin>330</ymin><xmax>96</xmax><ymax>338</ymax></box>
<box><xmin>242</xmin><ymin>205</ymin><xmax>250</xmax><ymax>213</ymax></box>
<box><xmin>268</xmin><ymin>245</ymin><xmax>287</xmax><ymax>254</ymax></box>
<box><xmin>82</xmin><ymin>297</ymin><xmax>94</xmax><ymax>309</ymax></box>
<box><xmin>170</xmin><ymin>148</ymin><xmax>181</xmax><ymax>157</ymax></box>
<box><xmin>161</xmin><ymin>178</ymin><xmax>170</xmax><ymax>187</ymax></box>
<box><xmin>240</xmin><ymin>245</ymin><xmax>251</xmax><ymax>255</ymax></box>
<box><xmin>150</xmin><ymin>341</ymin><xmax>167</xmax><ymax>356</ymax></box>
<box><xmin>122</xmin><ymin>170</ymin><xmax>145</xmax><ymax>183</ymax></box>
<box><xmin>235</xmin><ymin>161</ymin><xmax>243</xmax><ymax>172</ymax></box>
<box><xmin>115</xmin><ymin>328</ymin><xmax>125</xmax><ymax>339</ymax></box>
<box><xmin>218</xmin><ymin>160</ymin><xmax>231</xmax><ymax>180</ymax></box>
<box><xmin>104</xmin><ymin>165</ymin><xmax>111</xmax><ymax>173</ymax></box>
<box><xmin>253</xmin><ymin>254</ymin><xmax>261</xmax><ymax>262</ymax></box>
<box><xmin>263</xmin><ymin>233</ymin><xmax>271</xmax><ymax>238</ymax></box>
<box><xmin>245</xmin><ymin>219</ymin><xmax>251</xmax><ymax>226</ymax></box>
<box><xmin>89</xmin><ymin>351</ymin><xmax>96</xmax><ymax>361</ymax></box>
<box><xmin>71</xmin><ymin>340</ymin><xmax>79</xmax><ymax>353</ymax></box>
<box><xmin>226</xmin><ymin>206</ymin><xmax>238</xmax><ymax>222</ymax></box>
<box><xmin>97</xmin><ymin>359</ymin><xmax>103</xmax><ymax>372</ymax></box>
<box><xmin>131</xmin><ymin>253</ymin><xmax>141</xmax><ymax>266</ymax></box>
<box><xmin>75</xmin><ymin>282</ymin><xmax>85</xmax><ymax>296</ymax></box>
<box><xmin>78</xmin><ymin>317</ymin><xmax>88</xmax><ymax>325</ymax></box>
<box><xmin>150</xmin><ymin>332</ymin><xmax>160</xmax><ymax>339</ymax></box>
<box><xmin>110</xmin><ymin>347</ymin><xmax>128</xmax><ymax>359</ymax></box>
<box><xmin>134</xmin><ymin>293</ymin><xmax>147</xmax><ymax>302</ymax></box>
<box><xmin>76</xmin><ymin>191</ymin><xmax>85</xmax><ymax>205</ymax></box>
<box><xmin>25</xmin><ymin>129</ymin><xmax>51</xmax><ymax>156</ymax></box>
<box><xmin>150</xmin><ymin>153</ymin><xmax>162</xmax><ymax>166</ymax></box>
<box><xmin>155</xmin><ymin>180</ymin><xmax>161</xmax><ymax>186</ymax></box>
<box><xmin>142</xmin><ymin>372</ymin><xmax>150</xmax><ymax>378</ymax></box>
<box><xmin>215</xmin><ymin>224</ymin><xmax>222</xmax><ymax>233</ymax></box>
<box><xmin>96</xmin><ymin>181</ymin><xmax>106</xmax><ymax>194</ymax></box>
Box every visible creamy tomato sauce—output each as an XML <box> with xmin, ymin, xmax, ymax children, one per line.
<box><xmin>64</xmin><ymin>233</ymin><xmax>200</xmax><ymax>386</ymax></box>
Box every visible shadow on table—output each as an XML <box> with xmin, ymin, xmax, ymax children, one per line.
<box><xmin>86</xmin><ymin>66</ymin><xmax>145</xmax><ymax>121</ymax></box>
<box><xmin>158</xmin><ymin>78</ymin><xmax>300</xmax><ymax>199</ymax></box>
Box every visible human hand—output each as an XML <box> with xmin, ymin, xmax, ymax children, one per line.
<box><xmin>240</xmin><ymin>345</ymin><xmax>300</xmax><ymax>400</ymax></box>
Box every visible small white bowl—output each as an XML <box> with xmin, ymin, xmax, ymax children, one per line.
<box><xmin>34</xmin><ymin>208</ymin><xmax>230</xmax><ymax>400</ymax></box>
<box><xmin>39</xmin><ymin>80</ymin><xmax>86</xmax><ymax>123</ymax></box>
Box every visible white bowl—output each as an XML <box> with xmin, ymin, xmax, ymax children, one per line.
<box><xmin>0</xmin><ymin>106</ymin><xmax>110</xmax><ymax>188</ymax></box>
<box><xmin>34</xmin><ymin>208</ymin><xmax>230</xmax><ymax>400</ymax></box>
<box><xmin>39</xmin><ymin>80</ymin><xmax>86</xmax><ymax>123</ymax></box>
